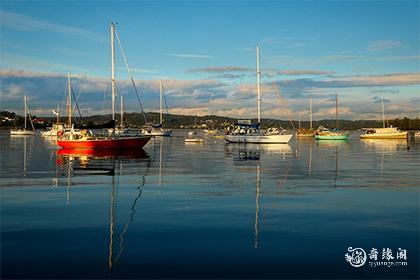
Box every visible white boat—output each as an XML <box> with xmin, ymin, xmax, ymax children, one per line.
<box><xmin>141</xmin><ymin>80</ymin><xmax>173</xmax><ymax>137</ymax></box>
<box><xmin>360</xmin><ymin>97</ymin><xmax>407</xmax><ymax>139</ymax></box>
<box><xmin>185</xmin><ymin>138</ymin><xmax>204</xmax><ymax>143</ymax></box>
<box><xmin>360</xmin><ymin>127</ymin><xmax>407</xmax><ymax>139</ymax></box>
<box><xmin>41</xmin><ymin>105</ymin><xmax>65</xmax><ymax>137</ymax></box>
<box><xmin>415</xmin><ymin>131</ymin><xmax>420</xmax><ymax>137</ymax></box>
<box><xmin>10</xmin><ymin>95</ymin><xmax>35</xmax><ymax>135</ymax></box>
<box><xmin>224</xmin><ymin>46</ymin><xmax>293</xmax><ymax>144</ymax></box>
<box><xmin>185</xmin><ymin>131</ymin><xmax>204</xmax><ymax>142</ymax></box>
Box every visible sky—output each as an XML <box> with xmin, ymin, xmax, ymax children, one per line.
<box><xmin>0</xmin><ymin>0</ymin><xmax>419</xmax><ymax>120</ymax></box>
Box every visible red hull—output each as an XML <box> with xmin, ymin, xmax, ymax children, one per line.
<box><xmin>57</xmin><ymin>136</ymin><xmax>151</xmax><ymax>149</ymax></box>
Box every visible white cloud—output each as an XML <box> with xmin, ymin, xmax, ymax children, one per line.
<box><xmin>0</xmin><ymin>10</ymin><xmax>104</xmax><ymax>42</ymax></box>
<box><xmin>368</xmin><ymin>40</ymin><xmax>404</xmax><ymax>52</ymax></box>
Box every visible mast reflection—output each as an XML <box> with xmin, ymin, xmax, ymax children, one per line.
<box><xmin>56</xmin><ymin>148</ymin><xmax>151</xmax><ymax>272</ymax></box>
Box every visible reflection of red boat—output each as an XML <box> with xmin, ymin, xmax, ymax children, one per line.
<box><xmin>57</xmin><ymin>148</ymin><xmax>149</xmax><ymax>159</ymax></box>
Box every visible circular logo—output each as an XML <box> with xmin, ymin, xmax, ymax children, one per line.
<box><xmin>345</xmin><ymin>247</ymin><xmax>367</xmax><ymax>267</ymax></box>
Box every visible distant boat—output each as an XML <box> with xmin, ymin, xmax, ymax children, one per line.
<box><xmin>415</xmin><ymin>131</ymin><xmax>420</xmax><ymax>138</ymax></box>
<box><xmin>57</xmin><ymin>23</ymin><xmax>151</xmax><ymax>150</ymax></box>
<box><xmin>41</xmin><ymin>105</ymin><xmax>64</xmax><ymax>137</ymax></box>
<box><xmin>185</xmin><ymin>131</ymin><xmax>204</xmax><ymax>142</ymax></box>
<box><xmin>297</xmin><ymin>96</ymin><xmax>315</xmax><ymax>137</ymax></box>
<box><xmin>360</xmin><ymin>97</ymin><xmax>407</xmax><ymax>140</ymax></box>
<box><xmin>315</xmin><ymin>92</ymin><xmax>349</xmax><ymax>140</ymax></box>
<box><xmin>224</xmin><ymin>46</ymin><xmax>293</xmax><ymax>144</ymax></box>
<box><xmin>141</xmin><ymin>80</ymin><xmax>173</xmax><ymax>137</ymax></box>
<box><xmin>10</xmin><ymin>95</ymin><xmax>35</xmax><ymax>135</ymax></box>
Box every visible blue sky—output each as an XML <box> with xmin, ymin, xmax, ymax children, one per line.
<box><xmin>1</xmin><ymin>0</ymin><xmax>419</xmax><ymax>120</ymax></box>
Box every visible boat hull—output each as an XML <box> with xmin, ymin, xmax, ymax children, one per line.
<box><xmin>224</xmin><ymin>134</ymin><xmax>293</xmax><ymax>144</ymax></box>
<box><xmin>315</xmin><ymin>134</ymin><xmax>349</xmax><ymax>140</ymax></box>
<box><xmin>142</xmin><ymin>130</ymin><xmax>173</xmax><ymax>136</ymax></box>
<box><xmin>360</xmin><ymin>133</ymin><xmax>407</xmax><ymax>139</ymax></box>
<box><xmin>57</xmin><ymin>136</ymin><xmax>151</xmax><ymax>149</ymax></box>
<box><xmin>10</xmin><ymin>130</ymin><xmax>35</xmax><ymax>135</ymax></box>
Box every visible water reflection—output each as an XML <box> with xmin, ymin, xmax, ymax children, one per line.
<box><xmin>361</xmin><ymin>139</ymin><xmax>408</xmax><ymax>153</ymax></box>
<box><xmin>56</xmin><ymin>148</ymin><xmax>151</xmax><ymax>272</ymax></box>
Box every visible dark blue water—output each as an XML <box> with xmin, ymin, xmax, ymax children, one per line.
<box><xmin>1</xmin><ymin>131</ymin><xmax>419</xmax><ymax>279</ymax></box>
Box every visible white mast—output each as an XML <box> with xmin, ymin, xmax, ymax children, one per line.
<box><xmin>256</xmin><ymin>46</ymin><xmax>261</xmax><ymax>124</ymax></box>
<box><xmin>67</xmin><ymin>72</ymin><xmax>72</xmax><ymax>127</ymax></box>
<box><xmin>111</xmin><ymin>22</ymin><xmax>116</xmax><ymax>121</ymax></box>
<box><xmin>120</xmin><ymin>95</ymin><xmax>123</xmax><ymax>128</ymax></box>
<box><xmin>24</xmin><ymin>95</ymin><xmax>27</xmax><ymax>130</ymax></box>
<box><xmin>381</xmin><ymin>96</ymin><xmax>385</xmax><ymax>128</ymax></box>
<box><xmin>298</xmin><ymin>112</ymin><xmax>301</xmax><ymax>130</ymax></box>
<box><xmin>309</xmin><ymin>96</ymin><xmax>313</xmax><ymax>130</ymax></box>
<box><xmin>160</xmin><ymin>80</ymin><xmax>163</xmax><ymax>125</ymax></box>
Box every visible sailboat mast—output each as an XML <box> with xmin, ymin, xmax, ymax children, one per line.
<box><xmin>160</xmin><ymin>80</ymin><xmax>163</xmax><ymax>125</ymax></box>
<box><xmin>57</xmin><ymin>104</ymin><xmax>60</xmax><ymax>123</ymax></box>
<box><xmin>111</xmin><ymin>22</ymin><xmax>116</xmax><ymax>121</ymax></box>
<box><xmin>335</xmin><ymin>92</ymin><xmax>339</xmax><ymax>130</ymax></box>
<box><xmin>24</xmin><ymin>95</ymin><xmax>27</xmax><ymax>130</ymax></box>
<box><xmin>120</xmin><ymin>95</ymin><xmax>123</xmax><ymax>128</ymax></box>
<box><xmin>381</xmin><ymin>96</ymin><xmax>385</xmax><ymax>128</ymax></box>
<box><xmin>256</xmin><ymin>46</ymin><xmax>261</xmax><ymax>124</ymax></box>
<box><xmin>309</xmin><ymin>96</ymin><xmax>313</xmax><ymax>130</ymax></box>
<box><xmin>298</xmin><ymin>112</ymin><xmax>301</xmax><ymax>130</ymax></box>
<box><xmin>67</xmin><ymin>72</ymin><xmax>72</xmax><ymax>127</ymax></box>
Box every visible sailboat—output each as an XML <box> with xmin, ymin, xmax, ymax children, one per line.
<box><xmin>297</xmin><ymin>96</ymin><xmax>315</xmax><ymax>137</ymax></box>
<box><xmin>141</xmin><ymin>80</ymin><xmax>173</xmax><ymax>136</ymax></box>
<box><xmin>224</xmin><ymin>46</ymin><xmax>293</xmax><ymax>144</ymax></box>
<box><xmin>57</xmin><ymin>23</ymin><xmax>151</xmax><ymax>149</ymax></box>
<box><xmin>10</xmin><ymin>95</ymin><xmax>35</xmax><ymax>135</ymax></box>
<box><xmin>360</xmin><ymin>97</ymin><xmax>407</xmax><ymax>139</ymax></box>
<box><xmin>315</xmin><ymin>92</ymin><xmax>349</xmax><ymax>140</ymax></box>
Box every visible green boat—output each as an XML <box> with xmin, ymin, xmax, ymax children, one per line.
<box><xmin>314</xmin><ymin>92</ymin><xmax>349</xmax><ymax>141</ymax></box>
<box><xmin>315</xmin><ymin>132</ymin><xmax>349</xmax><ymax>140</ymax></box>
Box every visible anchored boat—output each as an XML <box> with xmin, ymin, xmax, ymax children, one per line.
<box><xmin>360</xmin><ymin>97</ymin><xmax>407</xmax><ymax>140</ymax></box>
<box><xmin>224</xmin><ymin>46</ymin><xmax>293</xmax><ymax>144</ymax></box>
<box><xmin>10</xmin><ymin>95</ymin><xmax>35</xmax><ymax>136</ymax></box>
<box><xmin>315</xmin><ymin>92</ymin><xmax>349</xmax><ymax>140</ymax></box>
<box><xmin>57</xmin><ymin>23</ymin><xmax>151</xmax><ymax>149</ymax></box>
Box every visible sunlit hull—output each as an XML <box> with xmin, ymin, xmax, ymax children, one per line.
<box><xmin>10</xmin><ymin>130</ymin><xmax>35</xmax><ymax>135</ymax></box>
<box><xmin>142</xmin><ymin>129</ymin><xmax>173</xmax><ymax>136</ymax></box>
<box><xmin>185</xmin><ymin>138</ymin><xmax>204</xmax><ymax>142</ymax></box>
<box><xmin>224</xmin><ymin>134</ymin><xmax>293</xmax><ymax>144</ymax></box>
<box><xmin>297</xmin><ymin>133</ymin><xmax>315</xmax><ymax>137</ymax></box>
<box><xmin>360</xmin><ymin>133</ymin><xmax>407</xmax><ymax>139</ymax></box>
<box><xmin>315</xmin><ymin>134</ymin><xmax>349</xmax><ymax>140</ymax></box>
<box><xmin>57</xmin><ymin>136</ymin><xmax>151</xmax><ymax>149</ymax></box>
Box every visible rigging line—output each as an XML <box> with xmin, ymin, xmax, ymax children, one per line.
<box><xmin>163</xmin><ymin>93</ymin><xmax>172</xmax><ymax>127</ymax></box>
<box><xmin>25</xmin><ymin>103</ymin><xmax>36</xmax><ymax>131</ymax></box>
<box><xmin>71</xmin><ymin>86</ymin><xmax>83</xmax><ymax>119</ymax></box>
<box><xmin>114</xmin><ymin>162</ymin><xmax>150</xmax><ymax>263</ymax></box>
<box><xmin>114</xmin><ymin>30</ymin><xmax>148</xmax><ymax>123</ymax></box>
<box><xmin>266</xmin><ymin>72</ymin><xmax>296</xmax><ymax>130</ymax></box>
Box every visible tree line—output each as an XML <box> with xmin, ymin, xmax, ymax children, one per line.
<box><xmin>1</xmin><ymin>110</ymin><xmax>419</xmax><ymax>131</ymax></box>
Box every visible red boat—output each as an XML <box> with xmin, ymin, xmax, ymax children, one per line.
<box><xmin>57</xmin><ymin>136</ymin><xmax>151</xmax><ymax>149</ymax></box>
<box><xmin>57</xmin><ymin>23</ymin><xmax>152</xmax><ymax>151</ymax></box>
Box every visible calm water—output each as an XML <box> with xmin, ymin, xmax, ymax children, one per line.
<box><xmin>1</xmin><ymin>131</ymin><xmax>419</xmax><ymax>279</ymax></box>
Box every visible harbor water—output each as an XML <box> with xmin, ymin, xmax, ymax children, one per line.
<box><xmin>1</xmin><ymin>130</ymin><xmax>419</xmax><ymax>278</ymax></box>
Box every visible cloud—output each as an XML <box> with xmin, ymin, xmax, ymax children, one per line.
<box><xmin>187</xmin><ymin>66</ymin><xmax>251</xmax><ymax>73</ymax></box>
<box><xmin>0</xmin><ymin>10</ymin><xmax>104</xmax><ymax>42</ymax></box>
<box><xmin>372</xmin><ymin>96</ymin><xmax>391</xmax><ymax>103</ymax></box>
<box><xmin>167</xmin><ymin>53</ymin><xmax>213</xmax><ymax>59</ymax></box>
<box><xmin>368</xmin><ymin>40</ymin><xmax>404</xmax><ymax>52</ymax></box>
<box><xmin>277</xmin><ymin>70</ymin><xmax>336</xmax><ymax>76</ymax></box>
<box><xmin>1</xmin><ymin>69</ymin><xmax>419</xmax><ymax>120</ymax></box>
